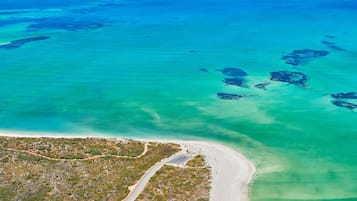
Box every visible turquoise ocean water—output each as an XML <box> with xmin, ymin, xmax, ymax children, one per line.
<box><xmin>0</xmin><ymin>0</ymin><xmax>357</xmax><ymax>200</ymax></box>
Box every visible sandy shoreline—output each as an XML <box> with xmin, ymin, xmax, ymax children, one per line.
<box><xmin>0</xmin><ymin>130</ymin><xmax>256</xmax><ymax>201</ymax></box>
<box><xmin>180</xmin><ymin>141</ymin><xmax>256</xmax><ymax>201</ymax></box>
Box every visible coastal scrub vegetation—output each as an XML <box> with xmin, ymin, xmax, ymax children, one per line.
<box><xmin>0</xmin><ymin>137</ymin><xmax>180</xmax><ymax>201</ymax></box>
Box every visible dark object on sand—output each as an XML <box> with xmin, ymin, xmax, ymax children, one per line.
<box><xmin>270</xmin><ymin>71</ymin><xmax>307</xmax><ymax>87</ymax></box>
<box><xmin>254</xmin><ymin>82</ymin><xmax>270</xmax><ymax>90</ymax></box>
<box><xmin>200</xmin><ymin>68</ymin><xmax>208</xmax><ymax>72</ymax></box>
<box><xmin>217</xmin><ymin>93</ymin><xmax>243</xmax><ymax>100</ymax></box>
<box><xmin>281</xmin><ymin>49</ymin><xmax>328</xmax><ymax>66</ymax></box>
<box><xmin>332</xmin><ymin>100</ymin><xmax>357</xmax><ymax>110</ymax></box>
<box><xmin>0</xmin><ymin>36</ymin><xmax>50</xmax><ymax>49</ymax></box>
<box><xmin>217</xmin><ymin>68</ymin><xmax>247</xmax><ymax>77</ymax></box>
<box><xmin>331</xmin><ymin>92</ymin><xmax>357</xmax><ymax>99</ymax></box>
<box><xmin>223</xmin><ymin>77</ymin><xmax>245</xmax><ymax>87</ymax></box>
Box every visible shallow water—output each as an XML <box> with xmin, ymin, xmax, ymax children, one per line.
<box><xmin>0</xmin><ymin>0</ymin><xmax>357</xmax><ymax>200</ymax></box>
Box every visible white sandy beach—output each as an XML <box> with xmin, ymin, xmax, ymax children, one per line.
<box><xmin>178</xmin><ymin>141</ymin><xmax>256</xmax><ymax>201</ymax></box>
<box><xmin>0</xmin><ymin>130</ymin><xmax>256</xmax><ymax>201</ymax></box>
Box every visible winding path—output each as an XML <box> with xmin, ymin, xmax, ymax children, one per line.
<box><xmin>122</xmin><ymin>151</ymin><xmax>188</xmax><ymax>201</ymax></box>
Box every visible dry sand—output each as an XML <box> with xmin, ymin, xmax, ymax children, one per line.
<box><xmin>179</xmin><ymin>141</ymin><xmax>256</xmax><ymax>201</ymax></box>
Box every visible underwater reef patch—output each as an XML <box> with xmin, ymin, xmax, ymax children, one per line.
<box><xmin>254</xmin><ymin>82</ymin><xmax>270</xmax><ymax>90</ymax></box>
<box><xmin>326</xmin><ymin>45</ymin><xmax>345</xmax><ymax>51</ymax></box>
<box><xmin>281</xmin><ymin>49</ymin><xmax>328</xmax><ymax>66</ymax></box>
<box><xmin>321</xmin><ymin>41</ymin><xmax>345</xmax><ymax>51</ymax></box>
<box><xmin>321</xmin><ymin>40</ymin><xmax>334</xmax><ymax>46</ymax></box>
<box><xmin>200</xmin><ymin>68</ymin><xmax>208</xmax><ymax>72</ymax></box>
<box><xmin>270</xmin><ymin>71</ymin><xmax>307</xmax><ymax>87</ymax></box>
<box><xmin>331</xmin><ymin>92</ymin><xmax>357</xmax><ymax>99</ymax></box>
<box><xmin>0</xmin><ymin>11</ymin><xmax>30</xmax><ymax>15</ymax></box>
<box><xmin>325</xmin><ymin>35</ymin><xmax>336</xmax><ymax>39</ymax></box>
<box><xmin>217</xmin><ymin>68</ymin><xmax>247</xmax><ymax>77</ymax></box>
<box><xmin>223</xmin><ymin>77</ymin><xmax>245</xmax><ymax>87</ymax></box>
<box><xmin>0</xmin><ymin>16</ymin><xmax>104</xmax><ymax>32</ymax></box>
<box><xmin>27</xmin><ymin>18</ymin><xmax>104</xmax><ymax>31</ymax></box>
<box><xmin>217</xmin><ymin>93</ymin><xmax>243</xmax><ymax>100</ymax></box>
<box><xmin>332</xmin><ymin>100</ymin><xmax>357</xmax><ymax>110</ymax></box>
<box><xmin>0</xmin><ymin>36</ymin><xmax>50</xmax><ymax>50</ymax></box>
<box><xmin>331</xmin><ymin>92</ymin><xmax>357</xmax><ymax>110</ymax></box>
